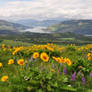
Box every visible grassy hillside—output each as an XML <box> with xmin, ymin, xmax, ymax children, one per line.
<box><xmin>0</xmin><ymin>20</ymin><xmax>29</xmax><ymax>34</ymax></box>
<box><xmin>48</xmin><ymin>20</ymin><xmax>92</xmax><ymax>35</ymax></box>
<box><xmin>0</xmin><ymin>32</ymin><xmax>92</xmax><ymax>46</ymax></box>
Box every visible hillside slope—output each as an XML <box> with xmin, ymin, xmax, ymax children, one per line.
<box><xmin>0</xmin><ymin>20</ymin><xmax>29</xmax><ymax>34</ymax></box>
<box><xmin>48</xmin><ymin>20</ymin><xmax>92</xmax><ymax>35</ymax></box>
<box><xmin>15</xmin><ymin>19</ymin><xmax>63</xmax><ymax>27</ymax></box>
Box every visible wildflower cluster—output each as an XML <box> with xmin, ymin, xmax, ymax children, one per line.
<box><xmin>53</xmin><ymin>56</ymin><xmax>71</xmax><ymax>66</ymax></box>
<box><xmin>12</xmin><ymin>46</ymin><xmax>24</xmax><ymax>55</ymax></box>
<box><xmin>0</xmin><ymin>43</ymin><xmax>92</xmax><ymax>91</ymax></box>
<box><xmin>87</xmin><ymin>53</ymin><xmax>92</xmax><ymax>60</ymax></box>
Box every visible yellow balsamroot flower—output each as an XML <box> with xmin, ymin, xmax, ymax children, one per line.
<box><xmin>33</xmin><ymin>52</ymin><xmax>39</xmax><ymax>59</ymax></box>
<box><xmin>40</xmin><ymin>52</ymin><xmax>49</xmax><ymax>62</ymax></box>
<box><xmin>12</xmin><ymin>50</ymin><xmax>18</xmax><ymax>55</ymax></box>
<box><xmin>8</xmin><ymin>59</ymin><xmax>14</xmax><ymax>65</ymax></box>
<box><xmin>47</xmin><ymin>47</ymin><xmax>54</xmax><ymax>52</ymax></box>
<box><xmin>86</xmin><ymin>44</ymin><xmax>92</xmax><ymax>50</ymax></box>
<box><xmin>65</xmin><ymin>58</ymin><xmax>72</xmax><ymax>66</ymax></box>
<box><xmin>53</xmin><ymin>56</ymin><xmax>72</xmax><ymax>66</ymax></box>
<box><xmin>87</xmin><ymin>53</ymin><xmax>92</xmax><ymax>60</ymax></box>
<box><xmin>1</xmin><ymin>44</ymin><xmax>5</xmax><ymax>48</ymax></box>
<box><xmin>12</xmin><ymin>49</ymin><xmax>20</xmax><ymax>55</ymax></box>
<box><xmin>17</xmin><ymin>59</ymin><xmax>24</xmax><ymax>65</ymax></box>
<box><xmin>0</xmin><ymin>62</ymin><xmax>3</xmax><ymax>67</ymax></box>
<box><xmin>88</xmin><ymin>56</ymin><xmax>91</xmax><ymax>60</ymax></box>
<box><xmin>56</xmin><ymin>57</ymin><xmax>62</xmax><ymax>63</ymax></box>
<box><xmin>53</xmin><ymin>56</ymin><xmax>65</xmax><ymax>63</ymax></box>
<box><xmin>12</xmin><ymin>47</ymin><xmax>24</xmax><ymax>55</ymax></box>
<box><xmin>1</xmin><ymin>75</ymin><xmax>8</xmax><ymax>82</ymax></box>
<box><xmin>52</xmin><ymin>56</ymin><xmax>57</xmax><ymax>61</ymax></box>
<box><xmin>87</xmin><ymin>53</ymin><xmax>91</xmax><ymax>57</ymax></box>
<box><xmin>52</xmin><ymin>56</ymin><xmax>56</xmax><ymax>60</ymax></box>
<box><xmin>52</xmin><ymin>56</ymin><xmax>61</xmax><ymax>63</ymax></box>
<box><xmin>61</xmin><ymin>57</ymin><xmax>66</xmax><ymax>63</ymax></box>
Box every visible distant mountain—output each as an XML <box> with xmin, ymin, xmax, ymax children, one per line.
<box><xmin>1</xmin><ymin>19</ymin><xmax>92</xmax><ymax>36</ymax></box>
<box><xmin>15</xmin><ymin>19</ymin><xmax>39</xmax><ymax>27</ymax></box>
<box><xmin>15</xmin><ymin>18</ymin><xmax>65</xmax><ymax>27</ymax></box>
<box><xmin>48</xmin><ymin>20</ymin><xmax>92</xmax><ymax>35</ymax></box>
<box><xmin>0</xmin><ymin>20</ymin><xmax>29</xmax><ymax>34</ymax></box>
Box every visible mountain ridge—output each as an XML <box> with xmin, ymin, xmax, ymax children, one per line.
<box><xmin>0</xmin><ymin>19</ymin><xmax>92</xmax><ymax>35</ymax></box>
<box><xmin>48</xmin><ymin>19</ymin><xmax>92</xmax><ymax>35</ymax></box>
<box><xmin>15</xmin><ymin>18</ymin><xmax>65</xmax><ymax>27</ymax></box>
<box><xmin>0</xmin><ymin>19</ymin><xmax>29</xmax><ymax>34</ymax></box>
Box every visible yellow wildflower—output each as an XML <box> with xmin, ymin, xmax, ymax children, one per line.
<box><xmin>66</xmin><ymin>58</ymin><xmax>72</xmax><ymax>66</ymax></box>
<box><xmin>1</xmin><ymin>44</ymin><xmax>5</xmax><ymax>48</ymax></box>
<box><xmin>87</xmin><ymin>53</ymin><xmax>91</xmax><ymax>57</ymax></box>
<box><xmin>0</xmin><ymin>62</ymin><xmax>3</xmax><ymax>67</ymax></box>
<box><xmin>1</xmin><ymin>75</ymin><xmax>8</xmax><ymax>82</ymax></box>
<box><xmin>33</xmin><ymin>52</ymin><xmax>39</xmax><ymax>59</ymax></box>
<box><xmin>40</xmin><ymin>52</ymin><xmax>49</xmax><ymax>62</ymax></box>
<box><xmin>8</xmin><ymin>59</ymin><xmax>14</xmax><ymax>65</ymax></box>
<box><xmin>17</xmin><ymin>59</ymin><xmax>24</xmax><ymax>65</ymax></box>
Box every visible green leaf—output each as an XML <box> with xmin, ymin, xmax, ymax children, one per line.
<box><xmin>29</xmin><ymin>80</ymin><xmax>40</xmax><ymax>86</ymax></box>
<box><xmin>37</xmin><ymin>89</ymin><xmax>43</xmax><ymax>92</ymax></box>
<box><xmin>87</xmin><ymin>89</ymin><xmax>92</xmax><ymax>92</ymax></box>
<box><xmin>61</xmin><ymin>86</ymin><xmax>77</xmax><ymax>92</ymax></box>
<box><xmin>63</xmin><ymin>77</ymin><xmax>68</xmax><ymax>83</ymax></box>
<box><xmin>46</xmin><ymin>73</ymin><xmax>52</xmax><ymax>80</ymax></box>
<box><xmin>52</xmin><ymin>82</ymin><xmax>58</xmax><ymax>87</ymax></box>
<box><xmin>47</xmin><ymin>85</ymin><xmax>52</xmax><ymax>91</ymax></box>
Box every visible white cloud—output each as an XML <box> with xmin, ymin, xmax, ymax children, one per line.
<box><xmin>0</xmin><ymin>0</ymin><xmax>92</xmax><ymax>21</ymax></box>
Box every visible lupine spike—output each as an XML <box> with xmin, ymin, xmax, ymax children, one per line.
<box><xmin>71</xmin><ymin>72</ymin><xmax>76</xmax><ymax>81</ymax></box>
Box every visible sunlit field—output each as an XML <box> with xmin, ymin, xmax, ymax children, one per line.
<box><xmin>0</xmin><ymin>43</ymin><xmax>92</xmax><ymax>92</ymax></box>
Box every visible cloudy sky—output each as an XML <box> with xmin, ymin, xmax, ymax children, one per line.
<box><xmin>0</xmin><ymin>0</ymin><xmax>92</xmax><ymax>21</ymax></box>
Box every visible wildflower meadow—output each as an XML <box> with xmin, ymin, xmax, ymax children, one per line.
<box><xmin>0</xmin><ymin>43</ymin><xmax>92</xmax><ymax>92</ymax></box>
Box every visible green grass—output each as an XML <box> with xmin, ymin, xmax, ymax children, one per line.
<box><xmin>0</xmin><ymin>87</ymin><xmax>11</xmax><ymax>92</ymax></box>
<box><xmin>0</xmin><ymin>40</ymin><xmax>33</xmax><ymax>46</ymax></box>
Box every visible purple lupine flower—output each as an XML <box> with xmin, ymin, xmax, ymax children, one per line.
<box><xmin>78</xmin><ymin>71</ymin><xmax>81</xmax><ymax>76</ymax></box>
<box><xmin>90</xmin><ymin>71</ymin><xmax>92</xmax><ymax>78</ymax></box>
<box><xmin>81</xmin><ymin>76</ymin><xmax>86</xmax><ymax>84</ymax></box>
<box><xmin>59</xmin><ymin>71</ymin><xmax>61</xmax><ymax>75</ymax></box>
<box><xmin>29</xmin><ymin>57</ymin><xmax>33</xmax><ymax>62</ymax></box>
<box><xmin>52</xmin><ymin>63</ymin><xmax>55</xmax><ymax>68</ymax></box>
<box><xmin>58</xmin><ymin>69</ymin><xmax>61</xmax><ymax>75</ymax></box>
<box><xmin>71</xmin><ymin>72</ymin><xmax>76</xmax><ymax>81</ymax></box>
<box><xmin>64</xmin><ymin>67</ymin><xmax>67</xmax><ymax>75</ymax></box>
<box><xmin>25</xmin><ymin>63</ymin><xmax>27</xmax><ymax>69</ymax></box>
